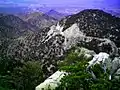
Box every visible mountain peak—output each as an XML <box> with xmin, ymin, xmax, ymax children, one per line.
<box><xmin>48</xmin><ymin>9</ymin><xmax>58</xmax><ymax>13</ymax></box>
<box><xmin>46</xmin><ymin>9</ymin><xmax>67</xmax><ymax>20</ymax></box>
<box><xmin>60</xmin><ymin>9</ymin><xmax>120</xmax><ymax>32</ymax></box>
<box><xmin>76</xmin><ymin>9</ymin><xmax>115</xmax><ymax>17</ymax></box>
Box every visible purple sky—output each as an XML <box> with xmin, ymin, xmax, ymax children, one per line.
<box><xmin>0</xmin><ymin>0</ymin><xmax>120</xmax><ymax>8</ymax></box>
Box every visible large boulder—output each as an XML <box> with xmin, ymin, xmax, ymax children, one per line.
<box><xmin>36</xmin><ymin>71</ymin><xmax>67</xmax><ymax>90</ymax></box>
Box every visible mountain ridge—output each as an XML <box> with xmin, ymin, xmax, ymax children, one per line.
<box><xmin>17</xmin><ymin>12</ymin><xmax>58</xmax><ymax>29</ymax></box>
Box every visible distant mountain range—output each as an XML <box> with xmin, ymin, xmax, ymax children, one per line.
<box><xmin>16</xmin><ymin>12</ymin><xmax>58</xmax><ymax>29</ymax></box>
<box><xmin>0</xmin><ymin>14</ymin><xmax>36</xmax><ymax>39</ymax></box>
<box><xmin>0</xmin><ymin>6</ymin><xmax>120</xmax><ymax>22</ymax></box>
<box><xmin>46</xmin><ymin>10</ymin><xmax>68</xmax><ymax>20</ymax></box>
<box><xmin>106</xmin><ymin>9</ymin><xmax>120</xmax><ymax>17</ymax></box>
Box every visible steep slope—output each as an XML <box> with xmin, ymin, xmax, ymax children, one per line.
<box><xmin>46</xmin><ymin>10</ymin><xmax>67</xmax><ymax>20</ymax></box>
<box><xmin>0</xmin><ymin>14</ymin><xmax>38</xmax><ymax>38</ymax></box>
<box><xmin>44</xmin><ymin>9</ymin><xmax>120</xmax><ymax>55</ymax></box>
<box><xmin>17</xmin><ymin>12</ymin><xmax>58</xmax><ymax>29</ymax></box>
<box><xmin>7</xmin><ymin>9</ymin><xmax>120</xmax><ymax>77</ymax></box>
<box><xmin>59</xmin><ymin>9</ymin><xmax>120</xmax><ymax>47</ymax></box>
<box><xmin>0</xmin><ymin>14</ymin><xmax>38</xmax><ymax>55</ymax></box>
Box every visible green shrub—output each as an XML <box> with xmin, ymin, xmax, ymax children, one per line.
<box><xmin>11</xmin><ymin>61</ymin><xmax>44</xmax><ymax>90</ymax></box>
<box><xmin>56</xmin><ymin>49</ymin><xmax>120</xmax><ymax>90</ymax></box>
<box><xmin>58</xmin><ymin>47</ymin><xmax>89</xmax><ymax>68</ymax></box>
<box><xmin>0</xmin><ymin>55</ymin><xmax>44</xmax><ymax>90</ymax></box>
<box><xmin>57</xmin><ymin>61</ymin><xmax>92</xmax><ymax>90</ymax></box>
<box><xmin>0</xmin><ymin>55</ymin><xmax>20</xmax><ymax>90</ymax></box>
<box><xmin>0</xmin><ymin>86</ymin><xmax>11</xmax><ymax>90</ymax></box>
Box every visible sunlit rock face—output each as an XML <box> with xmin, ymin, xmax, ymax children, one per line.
<box><xmin>88</xmin><ymin>52</ymin><xmax>110</xmax><ymax>66</ymax></box>
<box><xmin>36</xmin><ymin>71</ymin><xmax>67</xmax><ymax>90</ymax></box>
<box><xmin>87</xmin><ymin>52</ymin><xmax>111</xmax><ymax>79</ymax></box>
<box><xmin>86</xmin><ymin>52</ymin><xmax>120</xmax><ymax>80</ymax></box>
<box><xmin>7</xmin><ymin>9</ymin><xmax>120</xmax><ymax>77</ymax></box>
<box><xmin>109</xmin><ymin>57</ymin><xmax>120</xmax><ymax>80</ymax></box>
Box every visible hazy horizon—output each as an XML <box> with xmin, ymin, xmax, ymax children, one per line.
<box><xmin>0</xmin><ymin>0</ymin><xmax>120</xmax><ymax>9</ymax></box>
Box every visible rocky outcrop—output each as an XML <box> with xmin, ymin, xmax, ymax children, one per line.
<box><xmin>110</xmin><ymin>57</ymin><xmax>120</xmax><ymax>80</ymax></box>
<box><xmin>36</xmin><ymin>71</ymin><xmax>67</xmax><ymax>90</ymax></box>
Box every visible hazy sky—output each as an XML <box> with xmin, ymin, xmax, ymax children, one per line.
<box><xmin>0</xmin><ymin>0</ymin><xmax>120</xmax><ymax>8</ymax></box>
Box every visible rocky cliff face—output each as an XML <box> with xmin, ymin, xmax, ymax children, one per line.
<box><xmin>6</xmin><ymin>9</ymin><xmax>120</xmax><ymax>77</ymax></box>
